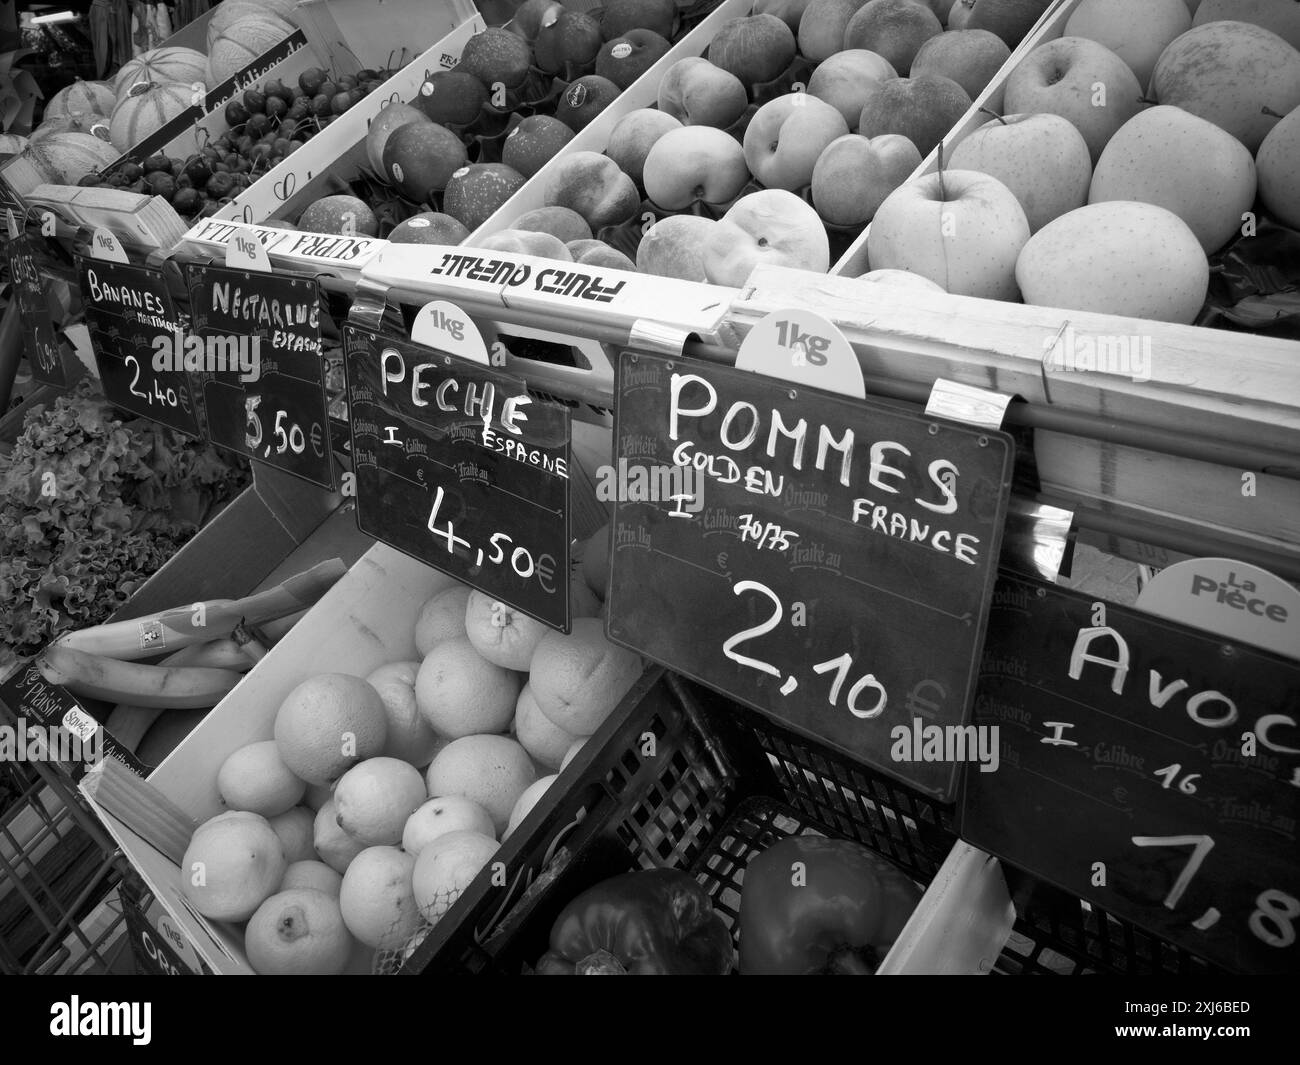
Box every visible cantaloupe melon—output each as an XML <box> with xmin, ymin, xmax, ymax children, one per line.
<box><xmin>207</xmin><ymin>14</ymin><xmax>296</xmax><ymax>87</ymax></box>
<box><xmin>31</xmin><ymin>112</ymin><xmax>102</xmax><ymax>140</ymax></box>
<box><xmin>109</xmin><ymin>81</ymin><xmax>194</xmax><ymax>152</ymax></box>
<box><xmin>206</xmin><ymin>0</ymin><xmax>298</xmax><ymax>48</ymax></box>
<box><xmin>114</xmin><ymin>47</ymin><xmax>209</xmax><ymax>99</ymax></box>
<box><xmin>45</xmin><ymin>79</ymin><xmax>116</xmax><ymax>119</ymax></box>
<box><xmin>22</xmin><ymin>133</ymin><xmax>119</xmax><ymax>185</ymax></box>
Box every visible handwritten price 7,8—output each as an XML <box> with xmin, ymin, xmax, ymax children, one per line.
<box><xmin>723</xmin><ymin>580</ymin><xmax>887</xmax><ymax>718</ymax></box>
<box><xmin>1130</xmin><ymin>834</ymin><xmax>1297</xmax><ymax>949</ymax></box>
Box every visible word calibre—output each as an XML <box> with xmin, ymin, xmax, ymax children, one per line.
<box><xmin>668</xmin><ymin>373</ymin><xmax>983</xmax><ymax>564</ymax></box>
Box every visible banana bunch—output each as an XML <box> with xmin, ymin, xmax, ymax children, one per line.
<box><xmin>36</xmin><ymin>559</ymin><xmax>347</xmax><ymax>716</ymax></box>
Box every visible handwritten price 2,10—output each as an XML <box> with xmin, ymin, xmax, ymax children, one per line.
<box><xmin>426</xmin><ymin>485</ymin><xmax>560</xmax><ymax>594</ymax></box>
<box><xmin>724</xmin><ymin>579</ymin><xmax>887</xmax><ymax>717</ymax></box>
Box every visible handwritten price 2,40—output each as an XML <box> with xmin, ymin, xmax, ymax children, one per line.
<box><xmin>125</xmin><ymin>355</ymin><xmax>189</xmax><ymax>411</ymax></box>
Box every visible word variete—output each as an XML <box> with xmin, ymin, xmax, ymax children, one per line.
<box><xmin>607</xmin><ymin>353</ymin><xmax>1014</xmax><ymax>800</ymax></box>
<box><xmin>961</xmin><ymin>575</ymin><xmax>1300</xmax><ymax>975</ymax></box>
<box><xmin>345</xmin><ymin>326</ymin><xmax>572</xmax><ymax>631</ymax></box>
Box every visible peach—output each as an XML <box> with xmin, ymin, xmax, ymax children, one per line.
<box><xmin>811</xmin><ymin>133</ymin><xmax>921</xmax><ymax>226</ymax></box>
<box><xmin>513</xmin><ymin>205</ymin><xmax>594</xmax><ymax>243</ymax></box>
<box><xmin>910</xmin><ymin>28</ymin><xmax>1011</xmax><ymax>109</ymax></box>
<box><xmin>806</xmin><ymin>48</ymin><xmax>898</xmax><ymax>126</ymax></box>
<box><xmin>798</xmin><ymin>0</ymin><xmax>870</xmax><ymax>62</ymax></box>
<box><xmin>844</xmin><ymin>0</ymin><xmax>943</xmax><ymax>73</ymax></box>
<box><xmin>644</xmin><ymin>125</ymin><xmax>751</xmax><ymax>209</ymax></box>
<box><xmin>743</xmin><ymin>93</ymin><xmax>849</xmax><ymax>192</ymax></box>
<box><xmin>636</xmin><ymin>215</ymin><xmax>718</xmax><ymax>281</ymax></box>
<box><xmin>544</xmin><ymin>150</ymin><xmax>642</xmax><ymax>230</ymax></box>
<box><xmin>606</xmin><ymin>108</ymin><xmax>682</xmax><ymax>185</ymax></box>
<box><xmin>858</xmin><ymin>74</ymin><xmax>972</xmax><ymax>157</ymax></box>
<box><xmin>708</xmin><ymin>14</ymin><xmax>797</xmax><ymax>87</ymax></box>
<box><xmin>703</xmin><ymin>189</ymin><xmax>830</xmax><ymax>286</ymax></box>
<box><xmin>657</xmin><ymin>57</ymin><xmax>748</xmax><ymax>128</ymax></box>
<box><xmin>596</xmin><ymin>29</ymin><xmax>672</xmax><ymax>90</ymax></box>
<box><xmin>475</xmin><ymin>229</ymin><xmax>574</xmax><ymax>260</ymax></box>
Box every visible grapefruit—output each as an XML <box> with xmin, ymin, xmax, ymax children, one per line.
<box><xmin>425</xmin><ymin>734</ymin><xmax>537</xmax><ymax>836</ymax></box>
<box><xmin>181</xmin><ymin>812</ymin><xmax>286</xmax><ymax>922</ymax></box>
<box><xmin>414</xmin><ymin>585</ymin><xmax>472</xmax><ymax>655</ymax></box>
<box><xmin>411</xmin><ymin>830</ymin><xmax>499</xmax><ymax>924</ymax></box>
<box><xmin>281</xmin><ymin>860</ymin><xmax>343</xmax><ymax>897</ymax></box>
<box><xmin>273</xmin><ymin>673</ymin><xmax>388</xmax><ymax>786</ymax></box>
<box><xmin>402</xmin><ymin>795</ymin><xmax>497</xmax><ymax>855</ymax></box>
<box><xmin>415</xmin><ymin>636</ymin><xmax>521</xmax><ymax>738</ymax></box>
<box><xmin>464</xmin><ymin>591</ymin><xmax>549</xmax><ymax>671</ymax></box>
<box><xmin>514</xmin><ymin>684</ymin><xmax>579</xmax><ymax>770</ymax></box>
<box><xmin>245</xmin><ymin>889</ymin><xmax>353</xmax><ymax>975</ymax></box>
<box><xmin>366</xmin><ymin>660</ymin><xmax>443</xmax><ymax>767</ymax></box>
<box><xmin>267</xmin><ymin>806</ymin><xmax>316</xmax><ymax>863</ymax></box>
<box><xmin>216</xmin><ymin>740</ymin><xmax>305</xmax><ymax>817</ymax></box>
<box><xmin>529</xmin><ymin>618</ymin><xmax>642</xmax><ymax>736</ymax></box>
<box><xmin>333</xmin><ymin>757</ymin><xmax>428</xmax><ymax>845</ymax></box>
<box><xmin>339</xmin><ymin>846</ymin><xmax>421</xmax><ymax>951</ymax></box>
<box><xmin>313</xmin><ymin>799</ymin><xmax>368</xmax><ymax>875</ymax></box>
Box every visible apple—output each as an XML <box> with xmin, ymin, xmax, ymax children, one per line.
<box><xmin>1194</xmin><ymin>0</ymin><xmax>1300</xmax><ymax>50</ymax></box>
<box><xmin>1089</xmin><ymin>105</ymin><xmax>1256</xmax><ymax>253</ymax></box>
<box><xmin>476</xmin><ymin>229</ymin><xmax>574</xmax><ymax>260</ymax></box>
<box><xmin>596</xmin><ymin>29</ymin><xmax>672</xmax><ymax>90</ymax></box>
<box><xmin>555</xmin><ymin>75</ymin><xmax>622</xmax><ymax>131</ymax></box>
<box><xmin>544</xmin><ymin>150</ymin><xmax>641</xmax><ymax>230</ymax></box>
<box><xmin>910</xmin><ymin>29</ymin><xmax>1011</xmax><ymax>110</ymax></box>
<box><xmin>534</xmin><ymin>10</ymin><xmax>603</xmax><ymax>75</ymax></box>
<box><xmin>948</xmin><ymin>0</ymin><xmax>975</xmax><ymax>30</ymax></box>
<box><xmin>743</xmin><ymin>93</ymin><xmax>848</xmax><ymax>192</ymax></box>
<box><xmin>1064</xmin><ymin>0</ymin><xmax>1190</xmax><ymax>89</ymax></box>
<box><xmin>502</xmin><ymin>114</ymin><xmax>575</xmax><ymax>179</ymax></box>
<box><xmin>856</xmin><ymin>268</ymin><xmax>946</xmax><ymax>291</ymax></box>
<box><xmin>708</xmin><ymin>14</ymin><xmax>797</xmax><ymax>87</ymax></box>
<box><xmin>1151</xmin><ymin>21</ymin><xmax>1300</xmax><ymax>152</ymax></box>
<box><xmin>511</xmin><ymin>0</ymin><xmax>564</xmax><ymax>41</ymax></box>
<box><xmin>806</xmin><ymin>49</ymin><xmax>898</xmax><ymax>126</ymax></box>
<box><xmin>755</xmin><ymin>0</ymin><xmax>815</xmax><ymax>33</ymax></box>
<box><xmin>637</xmin><ymin>215</ymin><xmax>718</xmax><ymax>281</ymax></box>
<box><xmin>1016</xmin><ymin>202</ymin><xmax>1209</xmax><ymax>324</ymax></box>
<box><xmin>658</xmin><ymin>57</ymin><xmax>749</xmax><ymax>127</ymax></box>
<box><xmin>1004</xmin><ymin>37</ymin><xmax>1145</xmax><ymax>163</ymax></box>
<box><xmin>1257</xmin><ymin>104</ymin><xmax>1300</xmax><ymax>228</ymax></box>
<box><xmin>569</xmin><ymin>242</ymin><xmax>637</xmax><ymax>270</ymax></box>
<box><xmin>601</xmin><ymin>0</ymin><xmax>675</xmax><ymax>41</ymax></box>
<box><xmin>948</xmin><ymin>112</ymin><xmax>1092</xmax><ymax>232</ymax></box>
<box><xmin>858</xmin><ymin>74</ymin><xmax>973</xmax><ymax>158</ymax></box>
<box><xmin>512</xmin><ymin>205</ymin><xmax>594</xmax><ymax>243</ymax></box>
<box><xmin>867</xmin><ymin>168</ymin><xmax>1030</xmax><ymax>299</ymax></box>
<box><xmin>459</xmin><ymin>27</ymin><xmax>534</xmax><ymax>90</ymax></box>
<box><xmin>643</xmin><ymin>126</ymin><xmax>751</xmax><ymax>209</ymax></box>
<box><xmin>703</xmin><ymin>189</ymin><xmax>830</xmax><ymax>285</ymax></box>
<box><xmin>811</xmin><ymin>133</ymin><xmax>921</xmax><ymax>226</ymax></box>
<box><xmin>844</xmin><ymin>0</ymin><xmax>943</xmax><ymax>73</ymax></box>
<box><xmin>965</xmin><ymin>0</ymin><xmax>1053</xmax><ymax>47</ymax></box>
<box><xmin>798</xmin><ymin>0</ymin><xmax>870</xmax><ymax>62</ymax></box>
<box><xmin>606</xmin><ymin>108</ymin><xmax>682</xmax><ymax>185</ymax></box>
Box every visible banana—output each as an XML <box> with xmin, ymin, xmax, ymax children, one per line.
<box><xmin>37</xmin><ymin>645</ymin><xmax>243</xmax><ymax>710</ymax></box>
<box><xmin>160</xmin><ymin>637</ymin><xmax>255</xmax><ymax>671</ymax></box>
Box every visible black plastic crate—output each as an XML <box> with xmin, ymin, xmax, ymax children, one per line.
<box><xmin>403</xmin><ymin>667</ymin><xmax>957</xmax><ymax>974</ymax></box>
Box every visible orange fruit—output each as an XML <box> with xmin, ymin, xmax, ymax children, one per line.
<box><xmin>333</xmin><ymin>757</ymin><xmax>428</xmax><ymax>845</ymax></box>
<box><xmin>339</xmin><ymin>845</ymin><xmax>421</xmax><ymax>951</ymax></box>
<box><xmin>216</xmin><ymin>740</ymin><xmax>305</xmax><ymax>817</ymax></box>
<box><xmin>415</xmin><ymin>636</ymin><xmax>520</xmax><ymax>738</ymax></box>
<box><xmin>425</xmin><ymin>734</ymin><xmax>536</xmax><ymax>836</ymax></box>
<box><xmin>411</xmin><ymin>830</ymin><xmax>499</xmax><ymax>924</ymax></box>
<box><xmin>514</xmin><ymin>683</ymin><xmax>579</xmax><ymax>770</ymax></box>
<box><xmin>414</xmin><ymin>586</ymin><xmax>472</xmax><ymax>656</ymax></box>
<box><xmin>267</xmin><ymin>806</ymin><xmax>316</xmax><ymax>863</ymax></box>
<box><xmin>245</xmin><ymin>889</ymin><xmax>353</xmax><ymax>975</ymax></box>
<box><xmin>366</xmin><ymin>660</ymin><xmax>443</xmax><ymax>768</ymax></box>
<box><xmin>529</xmin><ymin>618</ymin><xmax>642</xmax><ymax>736</ymax></box>
<box><xmin>464</xmin><ymin>591</ymin><xmax>549</xmax><ymax>671</ymax></box>
<box><xmin>274</xmin><ymin>673</ymin><xmax>388</xmax><ymax>786</ymax></box>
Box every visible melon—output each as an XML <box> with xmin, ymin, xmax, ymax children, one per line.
<box><xmin>109</xmin><ymin>81</ymin><xmax>194</xmax><ymax>152</ymax></box>
<box><xmin>114</xmin><ymin>47</ymin><xmax>209</xmax><ymax>99</ymax></box>
<box><xmin>0</xmin><ymin>133</ymin><xmax>28</xmax><ymax>157</ymax></box>
<box><xmin>208</xmin><ymin>14</ymin><xmax>296</xmax><ymax>87</ymax></box>
<box><xmin>45</xmin><ymin>79</ymin><xmax>116</xmax><ymax>119</ymax></box>
<box><xmin>22</xmin><ymin>133</ymin><xmax>119</xmax><ymax>185</ymax></box>
<box><xmin>207</xmin><ymin>0</ymin><xmax>298</xmax><ymax>47</ymax></box>
<box><xmin>31</xmin><ymin>112</ymin><xmax>105</xmax><ymax>140</ymax></box>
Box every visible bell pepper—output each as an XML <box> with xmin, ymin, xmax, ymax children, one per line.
<box><xmin>535</xmin><ymin>869</ymin><xmax>734</xmax><ymax>975</ymax></box>
<box><xmin>738</xmin><ymin>835</ymin><xmax>921</xmax><ymax>975</ymax></box>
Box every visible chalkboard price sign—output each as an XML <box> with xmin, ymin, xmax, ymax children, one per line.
<box><xmin>184</xmin><ymin>263</ymin><xmax>334</xmax><ymax>489</ymax></box>
<box><xmin>7</xmin><ymin>234</ymin><xmax>67</xmax><ymax>387</ymax></box>
<box><xmin>343</xmin><ymin>325</ymin><xmax>571</xmax><ymax>631</ymax></box>
<box><xmin>960</xmin><ymin>574</ymin><xmax>1300</xmax><ymax>974</ymax></box>
<box><xmin>77</xmin><ymin>257</ymin><xmax>201</xmax><ymax>438</ymax></box>
<box><xmin>606</xmin><ymin>352</ymin><xmax>1014</xmax><ymax>800</ymax></box>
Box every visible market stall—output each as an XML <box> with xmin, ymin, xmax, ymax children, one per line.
<box><xmin>0</xmin><ymin>0</ymin><xmax>1297</xmax><ymax>990</ymax></box>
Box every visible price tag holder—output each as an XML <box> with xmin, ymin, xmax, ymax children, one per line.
<box><xmin>605</xmin><ymin>352</ymin><xmax>1015</xmax><ymax>800</ymax></box>
<box><xmin>960</xmin><ymin>573</ymin><xmax>1300</xmax><ymax>974</ymax></box>
<box><xmin>343</xmin><ymin>325</ymin><xmax>572</xmax><ymax>631</ymax></box>
<box><xmin>184</xmin><ymin>262</ymin><xmax>334</xmax><ymax>489</ymax></box>
<box><xmin>6</xmin><ymin>227</ymin><xmax>69</xmax><ymax>387</ymax></box>
<box><xmin>736</xmin><ymin>308</ymin><xmax>865</xmax><ymax>399</ymax></box>
<box><xmin>88</xmin><ymin>226</ymin><xmax>130</xmax><ymax>264</ymax></box>
<box><xmin>76</xmin><ymin>256</ymin><xmax>202</xmax><ymax>437</ymax></box>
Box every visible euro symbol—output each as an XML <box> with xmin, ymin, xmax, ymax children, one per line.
<box><xmin>905</xmin><ymin>679</ymin><xmax>946</xmax><ymax>721</ymax></box>
<box><xmin>717</xmin><ymin>552</ymin><xmax>729</xmax><ymax>577</ymax></box>
<box><xmin>310</xmin><ymin>423</ymin><xmax>324</xmax><ymax>458</ymax></box>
